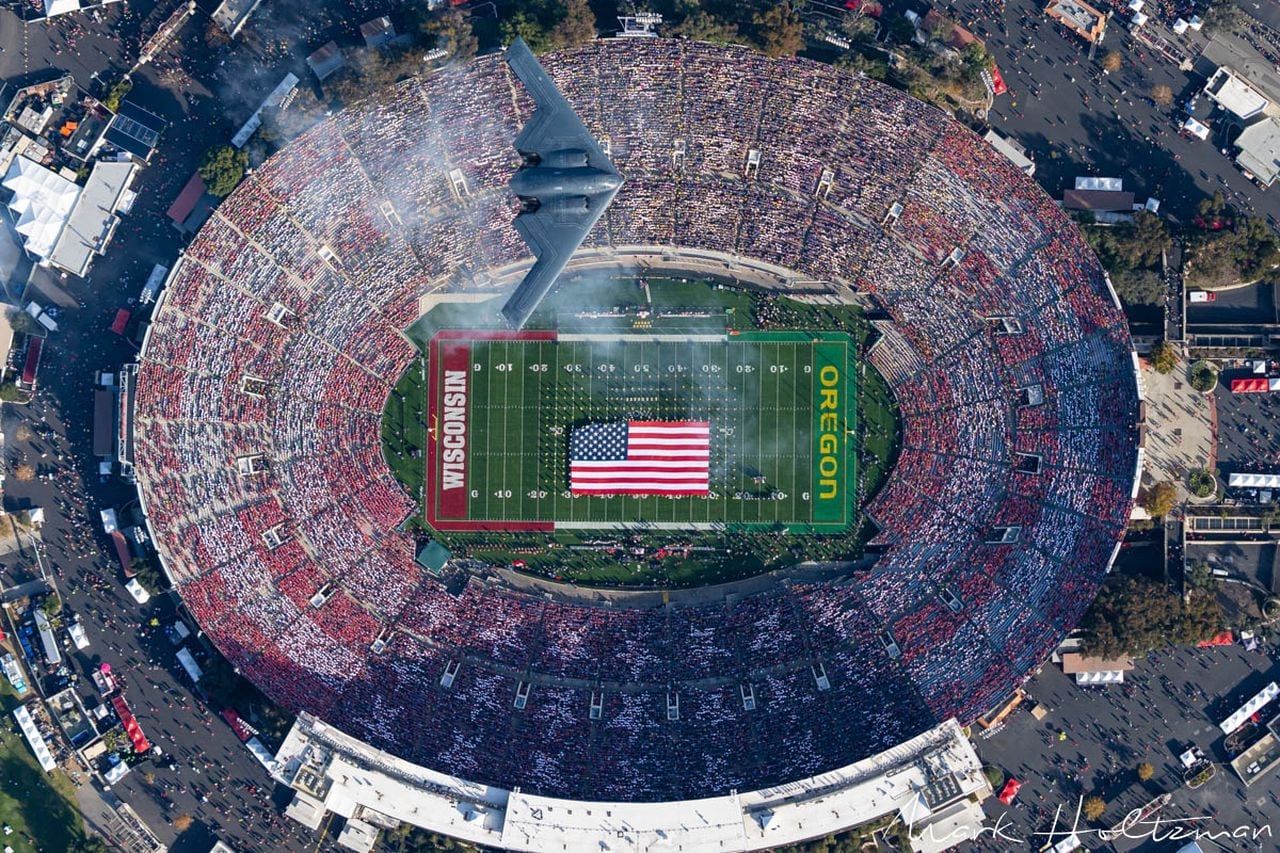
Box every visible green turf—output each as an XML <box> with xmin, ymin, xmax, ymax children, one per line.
<box><xmin>385</xmin><ymin>280</ymin><xmax>902</xmax><ymax>587</ymax></box>
<box><xmin>0</xmin><ymin>682</ymin><xmax>89</xmax><ymax>852</ymax></box>
<box><xmin>381</xmin><ymin>359</ymin><xmax>429</xmax><ymax>521</ymax></box>
<box><xmin>443</xmin><ymin>332</ymin><xmax>855</xmax><ymax>532</ymax></box>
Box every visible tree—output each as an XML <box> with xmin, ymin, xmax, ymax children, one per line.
<box><xmin>1151</xmin><ymin>84</ymin><xmax>1173</xmax><ymax>106</ymax></box>
<box><xmin>1150</xmin><ymin>340</ymin><xmax>1178</xmax><ymax>374</ymax></box>
<box><xmin>9</xmin><ymin>310</ymin><xmax>35</xmax><ymax>335</ymax></box>
<box><xmin>754</xmin><ymin>3</ymin><xmax>804</xmax><ymax>58</ymax></box>
<box><xmin>841</xmin><ymin>11</ymin><xmax>878</xmax><ymax>43</ymax></box>
<box><xmin>69</xmin><ymin>838</ymin><xmax>110</xmax><ymax>853</ymax></box>
<box><xmin>204</xmin><ymin>20</ymin><xmax>231</xmax><ymax>48</ymax></box>
<box><xmin>501</xmin><ymin>11</ymin><xmax>552</xmax><ymax>51</ymax></box>
<box><xmin>960</xmin><ymin>43</ymin><xmax>994</xmax><ymax>83</ymax></box>
<box><xmin>550</xmin><ymin>0</ymin><xmax>597</xmax><ymax>49</ymax></box>
<box><xmin>889</xmin><ymin>15</ymin><xmax>916</xmax><ymax>44</ymax></box>
<box><xmin>1110</xmin><ymin>269</ymin><xmax>1164</xmax><ymax>307</ymax></box>
<box><xmin>1187</xmin><ymin>216</ymin><xmax>1280</xmax><ymax>287</ymax></box>
<box><xmin>1202</xmin><ymin>1</ymin><xmax>1246</xmax><ymax>35</ymax></box>
<box><xmin>103</xmin><ymin>77</ymin><xmax>132</xmax><ymax>112</ymax></box>
<box><xmin>41</xmin><ymin>592</ymin><xmax>61</xmax><ymax>617</ymax></box>
<box><xmin>421</xmin><ymin>9</ymin><xmax>478</xmax><ymax>61</ymax></box>
<box><xmin>1142</xmin><ymin>480</ymin><xmax>1178</xmax><ymax>517</ymax></box>
<box><xmin>836</xmin><ymin>50</ymin><xmax>889</xmax><ymax>80</ymax></box>
<box><xmin>199</xmin><ymin>654</ymin><xmax>243</xmax><ymax>706</ymax></box>
<box><xmin>14</xmin><ymin>424</ymin><xmax>31</xmax><ymax>442</ymax></box>
<box><xmin>172</xmin><ymin>814</ymin><xmax>194</xmax><ymax>832</ymax></box>
<box><xmin>1101</xmin><ymin>50</ymin><xmax>1122</xmax><ymax>73</ymax></box>
<box><xmin>199</xmin><ymin>145</ymin><xmax>249</xmax><ymax>198</ymax></box>
<box><xmin>14</xmin><ymin>464</ymin><xmax>34</xmax><ymax>482</ymax></box>
<box><xmin>131</xmin><ymin>557</ymin><xmax>164</xmax><ymax>593</ymax></box>
<box><xmin>1080</xmin><ymin>575</ymin><xmax>1225</xmax><ymax>658</ymax></box>
<box><xmin>1083</xmin><ymin>796</ymin><xmax>1107</xmax><ymax>821</ymax></box>
<box><xmin>983</xmin><ymin>765</ymin><xmax>1005</xmax><ymax>789</ymax></box>
<box><xmin>1197</xmin><ymin>190</ymin><xmax>1228</xmax><ymax>218</ymax></box>
<box><xmin>1137</xmin><ymin>762</ymin><xmax>1155</xmax><ymax>781</ymax></box>
<box><xmin>1186</xmin><ymin>562</ymin><xmax>1214</xmax><ymax>591</ymax></box>
<box><xmin>0</xmin><ymin>382</ymin><xmax>22</xmax><ymax>402</ymax></box>
<box><xmin>1124</xmin><ymin>212</ymin><xmax>1172</xmax><ymax>267</ymax></box>
<box><xmin>666</xmin><ymin>11</ymin><xmax>740</xmax><ymax>45</ymax></box>
<box><xmin>1188</xmin><ymin>469</ymin><xmax>1216</xmax><ymax>497</ymax></box>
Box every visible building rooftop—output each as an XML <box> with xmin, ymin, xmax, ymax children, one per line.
<box><xmin>2</xmin><ymin>155</ymin><xmax>80</xmax><ymax>261</ymax></box>
<box><xmin>1236</xmin><ymin>117</ymin><xmax>1280</xmax><ymax>186</ymax></box>
<box><xmin>105</xmin><ymin>101</ymin><xmax>166</xmax><ymax>161</ymax></box>
<box><xmin>1205</xmin><ymin>67</ymin><xmax>1272</xmax><ymax>120</ymax></box>
<box><xmin>49</xmin><ymin>160</ymin><xmax>136</xmax><ymax>278</ymax></box>
<box><xmin>1044</xmin><ymin>0</ymin><xmax>1107</xmax><ymax>42</ymax></box>
<box><xmin>1063</xmin><ymin>189</ymin><xmax>1136</xmax><ymax>212</ymax></box>
<box><xmin>274</xmin><ymin>713</ymin><xmax>990</xmax><ymax>853</ymax></box>
<box><xmin>307</xmin><ymin>42</ymin><xmax>346</xmax><ymax>81</ymax></box>
<box><xmin>1061</xmin><ymin>653</ymin><xmax>1135</xmax><ymax>673</ymax></box>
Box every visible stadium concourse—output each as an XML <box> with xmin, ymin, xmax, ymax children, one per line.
<box><xmin>128</xmin><ymin>35</ymin><xmax>1142</xmax><ymax>826</ymax></box>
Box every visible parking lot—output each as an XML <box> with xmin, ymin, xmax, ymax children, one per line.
<box><xmin>961</xmin><ymin>643</ymin><xmax>1280</xmax><ymax>852</ymax></box>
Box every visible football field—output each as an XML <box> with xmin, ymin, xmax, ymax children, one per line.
<box><xmin>424</xmin><ymin>330</ymin><xmax>856</xmax><ymax>532</ymax></box>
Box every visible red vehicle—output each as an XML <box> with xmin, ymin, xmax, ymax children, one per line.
<box><xmin>997</xmin><ymin>778</ymin><xmax>1021</xmax><ymax>804</ymax></box>
<box><xmin>991</xmin><ymin>66</ymin><xmax>1008</xmax><ymax>95</ymax></box>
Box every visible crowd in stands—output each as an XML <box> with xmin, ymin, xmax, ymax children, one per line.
<box><xmin>131</xmin><ymin>40</ymin><xmax>1140</xmax><ymax>801</ymax></box>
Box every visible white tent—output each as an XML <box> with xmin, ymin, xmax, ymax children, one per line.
<box><xmin>1182</xmin><ymin>117</ymin><xmax>1210</xmax><ymax>140</ymax></box>
<box><xmin>1219</xmin><ymin>682</ymin><xmax>1279</xmax><ymax>734</ymax></box>
<box><xmin>2</xmin><ymin>157</ymin><xmax>80</xmax><ymax>262</ymax></box>
<box><xmin>1076</xmin><ymin>670</ymin><xmax>1124</xmax><ymax>684</ymax></box>
<box><xmin>1229</xmin><ymin>472</ymin><xmax>1280</xmax><ymax>489</ymax></box>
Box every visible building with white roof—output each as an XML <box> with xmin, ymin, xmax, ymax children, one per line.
<box><xmin>1205</xmin><ymin>67</ymin><xmax>1272</xmax><ymax>121</ymax></box>
<box><xmin>48</xmin><ymin>160</ymin><xmax>136</xmax><ymax>278</ymax></box>
<box><xmin>2</xmin><ymin>155</ymin><xmax>136</xmax><ymax>277</ymax></box>
<box><xmin>983</xmin><ymin>130</ymin><xmax>1035</xmax><ymax>175</ymax></box>
<box><xmin>1235</xmin><ymin>116</ymin><xmax>1280</xmax><ymax>186</ymax></box>
<box><xmin>274</xmin><ymin>713</ymin><xmax>991</xmax><ymax>852</ymax></box>
<box><xmin>3</xmin><ymin>155</ymin><xmax>80</xmax><ymax>261</ymax></box>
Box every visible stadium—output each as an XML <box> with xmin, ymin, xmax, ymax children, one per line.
<box><xmin>131</xmin><ymin>38</ymin><xmax>1142</xmax><ymax>848</ymax></box>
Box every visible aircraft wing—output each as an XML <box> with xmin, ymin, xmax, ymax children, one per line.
<box><xmin>501</xmin><ymin>189</ymin><xmax>618</xmax><ymax>329</ymax></box>
<box><xmin>507</xmin><ymin>37</ymin><xmax>616</xmax><ymax>175</ymax></box>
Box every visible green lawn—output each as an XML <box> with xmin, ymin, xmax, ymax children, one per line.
<box><xmin>0</xmin><ymin>681</ymin><xmax>89</xmax><ymax>852</ymax></box>
<box><xmin>381</xmin><ymin>358</ymin><xmax>429</xmax><ymax>524</ymax></box>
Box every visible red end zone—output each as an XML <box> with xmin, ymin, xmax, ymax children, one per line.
<box><xmin>425</xmin><ymin>330</ymin><xmax>557</xmax><ymax>532</ymax></box>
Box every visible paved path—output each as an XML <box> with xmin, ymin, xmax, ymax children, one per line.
<box><xmin>1140</xmin><ymin>353</ymin><xmax>1214</xmax><ymax>497</ymax></box>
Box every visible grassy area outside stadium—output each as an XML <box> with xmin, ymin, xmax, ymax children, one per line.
<box><xmin>425</xmin><ymin>330</ymin><xmax>857</xmax><ymax>533</ymax></box>
<box><xmin>384</xmin><ymin>279</ymin><xmax>901</xmax><ymax>587</ymax></box>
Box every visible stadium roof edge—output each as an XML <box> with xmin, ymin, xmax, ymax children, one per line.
<box><xmin>274</xmin><ymin>713</ymin><xmax>989</xmax><ymax>851</ymax></box>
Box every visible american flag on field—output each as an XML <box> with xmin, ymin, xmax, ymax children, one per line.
<box><xmin>569</xmin><ymin>421</ymin><xmax>710</xmax><ymax>496</ymax></box>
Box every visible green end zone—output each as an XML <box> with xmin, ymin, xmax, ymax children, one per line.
<box><xmin>424</xmin><ymin>330</ymin><xmax>856</xmax><ymax>533</ymax></box>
